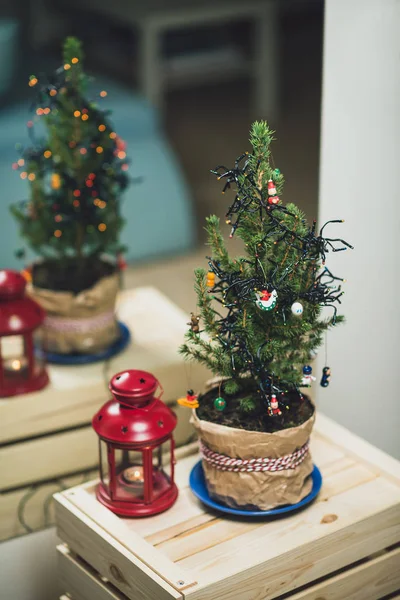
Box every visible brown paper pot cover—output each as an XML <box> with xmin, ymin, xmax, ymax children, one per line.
<box><xmin>29</xmin><ymin>272</ymin><xmax>120</xmax><ymax>354</ymax></box>
<box><xmin>191</xmin><ymin>408</ymin><xmax>315</xmax><ymax>511</ymax></box>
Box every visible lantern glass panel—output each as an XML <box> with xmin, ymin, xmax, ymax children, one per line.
<box><xmin>152</xmin><ymin>439</ymin><xmax>173</xmax><ymax>500</ymax></box>
<box><xmin>1</xmin><ymin>335</ymin><xmax>29</xmax><ymax>382</ymax></box>
<box><xmin>113</xmin><ymin>449</ymin><xmax>145</xmax><ymax>503</ymax></box>
<box><xmin>99</xmin><ymin>440</ymin><xmax>110</xmax><ymax>492</ymax></box>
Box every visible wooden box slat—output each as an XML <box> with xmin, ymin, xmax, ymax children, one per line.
<box><xmin>58</xmin><ymin>544</ymin><xmax>126</xmax><ymax>600</ymax></box>
<box><xmin>57</xmin><ymin>543</ymin><xmax>400</xmax><ymax>600</ymax></box>
<box><xmin>286</xmin><ymin>546</ymin><xmax>400</xmax><ymax>600</ymax></box>
<box><xmin>0</xmin><ymin>287</ymin><xmax>208</xmax><ymax>445</ymax></box>
<box><xmin>55</xmin><ymin>414</ymin><xmax>400</xmax><ymax>600</ymax></box>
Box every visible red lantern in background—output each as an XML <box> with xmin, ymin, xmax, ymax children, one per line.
<box><xmin>93</xmin><ymin>369</ymin><xmax>178</xmax><ymax>517</ymax></box>
<box><xmin>0</xmin><ymin>270</ymin><xmax>49</xmax><ymax>397</ymax></box>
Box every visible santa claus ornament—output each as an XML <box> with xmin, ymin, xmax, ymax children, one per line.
<box><xmin>269</xmin><ymin>394</ymin><xmax>282</xmax><ymax>416</ymax></box>
<box><xmin>256</xmin><ymin>289</ymin><xmax>277</xmax><ymax>311</ymax></box>
<box><xmin>267</xmin><ymin>179</ymin><xmax>280</xmax><ymax>205</ymax></box>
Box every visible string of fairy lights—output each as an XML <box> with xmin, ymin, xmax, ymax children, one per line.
<box><xmin>11</xmin><ymin>54</ymin><xmax>129</xmax><ymax>247</ymax></box>
<box><xmin>184</xmin><ymin>149</ymin><xmax>353</xmax><ymax>415</ymax></box>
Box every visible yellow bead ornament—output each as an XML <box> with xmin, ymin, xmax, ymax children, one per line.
<box><xmin>207</xmin><ymin>271</ymin><xmax>215</xmax><ymax>288</ymax></box>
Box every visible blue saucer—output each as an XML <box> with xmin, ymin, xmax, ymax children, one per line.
<box><xmin>41</xmin><ymin>321</ymin><xmax>131</xmax><ymax>365</ymax></box>
<box><xmin>189</xmin><ymin>460</ymin><xmax>322</xmax><ymax>517</ymax></box>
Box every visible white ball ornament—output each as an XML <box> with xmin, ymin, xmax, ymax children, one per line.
<box><xmin>291</xmin><ymin>301</ymin><xmax>303</xmax><ymax>316</ymax></box>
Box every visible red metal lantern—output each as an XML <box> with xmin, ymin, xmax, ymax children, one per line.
<box><xmin>0</xmin><ymin>270</ymin><xmax>49</xmax><ymax>397</ymax></box>
<box><xmin>93</xmin><ymin>369</ymin><xmax>178</xmax><ymax>517</ymax></box>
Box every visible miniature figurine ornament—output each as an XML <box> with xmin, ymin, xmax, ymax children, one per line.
<box><xmin>188</xmin><ymin>313</ymin><xmax>200</xmax><ymax>334</ymax></box>
<box><xmin>267</xmin><ymin>179</ymin><xmax>277</xmax><ymax>195</ymax></box>
<box><xmin>320</xmin><ymin>367</ymin><xmax>331</xmax><ymax>387</ymax></box>
<box><xmin>301</xmin><ymin>365</ymin><xmax>316</xmax><ymax>387</ymax></box>
<box><xmin>267</xmin><ymin>179</ymin><xmax>280</xmax><ymax>204</ymax></box>
<box><xmin>269</xmin><ymin>394</ymin><xmax>282</xmax><ymax>416</ymax></box>
<box><xmin>256</xmin><ymin>289</ymin><xmax>277</xmax><ymax>311</ymax></box>
<box><xmin>291</xmin><ymin>301</ymin><xmax>304</xmax><ymax>316</ymax></box>
<box><xmin>177</xmin><ymin>389</ymin><xmax>199</xmax><ymax>409</ymax></box>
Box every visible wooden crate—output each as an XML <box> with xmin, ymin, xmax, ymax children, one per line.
<box><xmin>55</xmin><ymin>414</ymin><xmax>400</xmax><ymax>600</ymax></box>
<box><xmin>0</xmin><ymin>287</ymin><xmax>208</xmax><ymax>541</ymax></box>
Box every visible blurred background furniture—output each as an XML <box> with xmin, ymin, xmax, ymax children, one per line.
<box><xmin>43</xmin><ymin>0</ymin><xmax>279</xmax><ymax>117</ymax></box>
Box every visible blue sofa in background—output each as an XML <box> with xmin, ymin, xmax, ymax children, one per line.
<box><xmin>0</xmin><ymin>75</ymin><xmax>195</xmax><ymax>269</ymax></box>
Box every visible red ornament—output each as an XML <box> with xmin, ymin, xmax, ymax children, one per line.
<box><xmin>267</xmin><ymin>179</ymin><xmax>277</xmax><ymax>196</ymax></box>
<box><xmin>93</xmin><ymin>370</ymin><xmax>178</xmax><ymax>517</ymax></box>
<box><xmin>0</xmin><ymin>270</ymin><xmax>49</xmax><ymax>397</ymax></box>
<box><xmin>268</xmin><ymin>195</ymin><xmax>280</xmax><ymax>205</ymax></box>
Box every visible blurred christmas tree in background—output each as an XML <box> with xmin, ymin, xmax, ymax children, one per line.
<box><xmin>10</xmin><ymin>37</ymin><xmax>130</xmax><ymax>292</ymax></box>
<box><xmin>181</xmin><ymin>121</ymin><xmax>352</xmax><ymax>431</ymax></box>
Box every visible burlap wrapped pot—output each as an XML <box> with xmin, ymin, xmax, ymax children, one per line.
<box><xmin>29</xmin><ymin>272</ymin><xmax>120</xmax><ymax>354</ymax></box>
<box><xmin>191</xmin><ymin>402</ymin><xmax>315</xmax><ymax>511</ymax></box>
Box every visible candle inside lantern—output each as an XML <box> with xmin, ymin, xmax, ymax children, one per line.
<box><xmin>122</xmin><ymin>465</ymin><xmax>144</xmax><ymax>484</ymax></box>
<box><xmin>3</xmin><ymin>356</ymin><xmax>29</xmax><ymax>379</ymax></box>
<box><xmin>119</xmin><ymin>464</ymin><xmax>146</xmax><ymax>495</ymax></box>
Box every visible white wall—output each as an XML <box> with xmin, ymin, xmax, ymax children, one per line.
<box><xmin>317</xmin><ymin>0</ymin><xmax>400</xmax><ymax>458</ymax></box>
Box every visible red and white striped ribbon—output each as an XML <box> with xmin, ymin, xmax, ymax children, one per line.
<box><xmin>44</xmin><ymin>310</ymin><xmax>115</xmax><ymax>333</ymax></box>
<box><xmin>200</xmin><ymin>440</ymin><xmax>310</xmax><ymax>473</ymax></box>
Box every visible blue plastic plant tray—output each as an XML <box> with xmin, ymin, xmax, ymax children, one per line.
<box><xmin>189</xmin><ymin>460</ymin><xmax>322</xmax><ymax>517</ymax></box>
<box><xmin>41</xmin><ymin>321</ymin><xmax>131</xmax><ymax>365</ymax></box>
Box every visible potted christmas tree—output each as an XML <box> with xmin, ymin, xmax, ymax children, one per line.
<box><xmin>10</xmin><ymin>38</ymin><xmax>130</xmax><ymax>357</ymax></box>
<box><xmin>180</xmin><ymin>122</ymin><xmax>352</xmax><ymax>511</ymax></box>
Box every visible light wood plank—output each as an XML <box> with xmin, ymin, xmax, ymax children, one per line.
<box><xmin>315</xmin><ymin>413</ymin><xmax>400</xmax><ymax>483</ymax></box>
<box><xmin>286</xmin><ymin>546</ymin><xmax>400</xmax><ymax>600</ymax></box>
<box><xmin>0</xmin><ymin>427</ymin><xmax>98</xmax><ymax>491</ymax></box>
<box><xmin>182</xmin><ymin>478</ymin><xmax>400</xmax><ymax>599</ymax></box>
<box><xmin>63</xmin><ymin>487</ymin><xmax>197</xmax><ymax>592</ymax></box>
<box><xmin>55</xmin><ymin>493</ymin><xmax>183</xmax><ymax>600</ymax></box>
<box><xmin>0</xmin><ymin>469</ymin><xmax>97</xmax><ymax>542</ymax></box>
<box><xmin>310</xmin><ymin>433</ymin><xmax>347</xmax><ymax>466</ymax></box>
<box><xmin>158</xmin><ymin>461</ymin><xmax>378</xmax><ymax>563</ymax></box>
<box><xmin>0</xmin><ymin>286</ymin><xmax>209</xmax><ymax>444</ymax></box>
<box><xmin>58</xmin><ymin>544</ymin><xmax>126</xmax><ymax>600</ymax></box>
